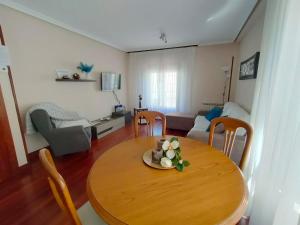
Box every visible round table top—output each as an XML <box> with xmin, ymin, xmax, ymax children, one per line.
<box><xmin>87</xmin><ymin>136</ymin><xmax>248</xmax><ymax>225</ymax></box>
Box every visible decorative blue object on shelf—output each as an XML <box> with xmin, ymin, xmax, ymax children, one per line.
<box><xmin>77</xmin><ymin>62</ymin><xmax>93</xmax><ymax>74</ymax></box>
<box><xmin>205</xmin><ymin>107</ymin><xmax>223</xmax><ymax>121</ymax></box>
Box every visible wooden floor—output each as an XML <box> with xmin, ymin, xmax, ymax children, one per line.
<box><xmin>0</xmin><ymin>122</ymin><xmax>187</xmax><ymax>225</ymax></box>
<box><xmin>0</xmin><ymin>122</ymin><xmax>249</xmax><ymax>225</ymax></box>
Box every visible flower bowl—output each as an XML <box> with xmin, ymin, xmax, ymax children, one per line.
<box><xmin>143</xmin><ymin>149</ymin><xmax>175</xmax><ymax>170</ymax></box>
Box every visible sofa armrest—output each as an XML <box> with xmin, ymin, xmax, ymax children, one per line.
<box><xmin>50</xmin><ymin>125</ymin><xmax>89</xmax><ymax>139</ymax></box>
<box><xmin>47</xmin><ymin>126</ymin><xmax>91</xmax><ymax>156</ymax></box>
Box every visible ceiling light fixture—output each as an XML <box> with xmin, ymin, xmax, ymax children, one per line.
<box><xmin>160</xmin><ymin>32</ymin><xmax>167</xmax><ymax>44</ymax></box>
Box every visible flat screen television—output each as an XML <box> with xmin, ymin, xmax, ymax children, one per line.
<box><xmin>100</xmin><ymin>72</ymin><xmax>121</xmax><ymax>91</ymax></box>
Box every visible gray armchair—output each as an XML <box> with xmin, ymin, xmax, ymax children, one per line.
<box><xmin>30</xmin><ymin>109</ymin><xmax>91</xmax><ymax>156</ymax></box>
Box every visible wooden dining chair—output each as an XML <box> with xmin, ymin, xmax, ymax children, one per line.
<box><xmin>208</xmin><ymin>117</ymin><xmax>253</xmax><ymax>171</ymax></box>
<box><xmin>39</xmin><ymin>148</ymin><xmax>106</xmax><ymax>225</ymax></box>
<box><xmin>134</xmin><ymin>111</ymin><xmax>166</xmax><ymax>137</ymax></box>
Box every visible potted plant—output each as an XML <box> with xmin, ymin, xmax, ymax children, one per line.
<box><xmin>77</xmin><ymin>62</ymin><xmax>93</xmax><ymax>79</ymax></box>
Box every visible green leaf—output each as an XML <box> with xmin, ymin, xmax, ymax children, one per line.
<box><xmin>170</xmin><ymin>137</ymin><xmax>178</xmax><ymax>142</ymax></box>
<box><xmin>172</xmin><ymin>157</ymin><xmax>179</xmax><ymax>165</ymax></box>
<box><xmin>176</xmin><ymin>163</ymin><xmax>184</xmax><ymax>172</ymax></box>
<box><xmin>183</xmin><ymin>160</ymin><xmax>190</xmax><ymax>167</ymax></box>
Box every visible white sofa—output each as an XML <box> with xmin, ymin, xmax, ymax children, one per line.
<box><xmin>187</xmin><ymin>102</ymin><xmax>250</xmax><ymax>165</ymax></box>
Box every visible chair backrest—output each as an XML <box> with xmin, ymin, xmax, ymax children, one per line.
<box><xmin>208</xmin><ymin>117</ymin><xmax>253</xmax><ymax>171</ymax></box>
<box><xmin>39</xmin><ymin>149</ymin><xmax>82</xmax><ymax>225</ymax></box>
<box><xmin>134</xmin><ymin>111</ymin><xmax>166</xmax><ymax>137</ymax></box>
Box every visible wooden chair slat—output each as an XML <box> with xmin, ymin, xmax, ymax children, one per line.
<box><xmin>134</xmin><ymin>111</ymin><xmax>166</xmax><ymax>137</ymax></box>
<box><xmin>208</xmin><ymin>117</ymin><xmax>253</xmax><ymax>171</ymax></box>
<box><xmin>39</xmin><ymin>149</ymin><xmax>83</xmax><ymax>225</ymax></box>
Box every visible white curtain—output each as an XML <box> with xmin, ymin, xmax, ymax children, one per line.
<box><xmin>244</xmin><ymin>0</ymin><xmax>300</xmax><ymax>224</ymax></box>
<box><xmin>128</xmin><ymin>47</ymin><xmax>196</xmax><ymax>114</ymax></box>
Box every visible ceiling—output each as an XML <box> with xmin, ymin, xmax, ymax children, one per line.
<box><xmin>1</xmin><ymin>0</ymin><xmax>257</xmax><ymax>52</ymax></box>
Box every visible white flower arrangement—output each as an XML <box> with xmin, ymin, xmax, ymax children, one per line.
<box><xmin>160</xmin><ymin>137</ymin><xmax>190</xmax><ymax>172</ymax></box>
<box><xmin>160</xmin><ymin>157</ymin><xmax>173</xmax><ymax>168</ymax></box>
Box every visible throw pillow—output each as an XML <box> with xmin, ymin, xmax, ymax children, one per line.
<box><xmin>205</xmin><ymin>107</ymin><xmax>223</xmax><ymax>121</ymax></box>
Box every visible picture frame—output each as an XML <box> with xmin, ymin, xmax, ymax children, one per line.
<box><xmin>239</xmin><ymin>52</ymin><xmax>260</xmax><ymax>80</ymax></box>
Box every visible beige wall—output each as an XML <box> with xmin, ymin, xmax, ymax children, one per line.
<box><xmin>0</xmin><ymin>3</ymin><xmax>265</xmax><ymax>156</ymax></box>
<box><xmin>232</xmin><ymin>5</ymin><xmax>265</xmax><ymax>112</ymax></box>
<box><xmin>0</xmin><ymin>5</ymin><xmax>128</xmax><ymax>153</ymax></box>
<box><xmin>192</xmin><ymin>43</ymin><xmax>239</xmax><ymax>113</ymax></box>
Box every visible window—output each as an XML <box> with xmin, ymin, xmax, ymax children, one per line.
<box><xmin>149</xmin><ymin>71</ymin><xmax>177</xmax><ymax>113</ymax></box>
<box><xmin>129</xmin><ymin>47</ymin><xmax>195</xmax><ymax>114</ymax></box>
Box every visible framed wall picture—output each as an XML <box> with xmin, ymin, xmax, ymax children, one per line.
<box><xmin>239</xmin><ymin>52</ymin><xmax>260</xmax><ymax>80</ymax></box>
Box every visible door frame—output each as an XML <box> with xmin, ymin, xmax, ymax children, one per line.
<box><xmin>0</xmin><ymin>25</ymin><xmax>28</xmax><ymax>159</ymax></box>
<box><xmin>0</xmin><ymin>84</ymin><xmax>18</xmax><ymax>181</ymax></box>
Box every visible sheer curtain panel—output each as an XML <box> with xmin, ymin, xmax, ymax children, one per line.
<box><xmin>244</xmin><ymin>0</ymin><xmax>300</xmax><ymax>224</ymax></box>
<box><xmin>128</xmin><ymin>47</ymin><xmax>196</xmax><ymax>114</ymax></box>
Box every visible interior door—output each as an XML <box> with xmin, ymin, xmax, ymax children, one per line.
<box><xmin>0</xmin><ymin>84</ymin><xmax>18</xmax><ymax>182</ymax></box>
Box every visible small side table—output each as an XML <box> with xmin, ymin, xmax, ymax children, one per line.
<box><xmin>134</xmin><ymin>107</ymin><xmax>148</xmax><ymax>125</ymax></box>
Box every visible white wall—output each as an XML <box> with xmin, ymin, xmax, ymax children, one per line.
<box><xmin>192</xmin><ymin>43</ymin><xmax>239</xmax><ymax>113</ymax></box>
<box><xmin>0</xmin><ymin>5</ymin><xmax>128</xmax><ymax>153</ymax></box>
<box><xmin>233</xmin><ymin>3</ymin><xmax>266</xmax><ymax>112</ymax></box>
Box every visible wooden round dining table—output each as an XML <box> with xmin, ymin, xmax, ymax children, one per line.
<box><xmin>87</xmin><ymin>136</ymin><xmax>248</xmax><ymax>225</ymax></box>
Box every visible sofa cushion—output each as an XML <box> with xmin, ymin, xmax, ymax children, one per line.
<box><xmin>214</xmin><ymin>123</ymin><xmax>225</xmax><ymax>133</ymax></box>
<box><xmin>193</xmin><ymin>115</ymin><xmax>210</xmax><ymax>131</ymax></box>
<box><xmin>52</xmin><ymin>118</ymin><xmax>91</xmax><ymax>129</ymax></box>
<box><xmin>221</xmin><ymin>102</ymin><xmax>250</xmax><ymax>136</ymax></box>
<box><xmin>187</xmin><ymin>129</ymin><xmax>245</xmax><ymax>166</ymax></box>
<box><xmin>221</xmin><ymin>102</ymin><xmax>250</xmax><ymax>122</ymax></box>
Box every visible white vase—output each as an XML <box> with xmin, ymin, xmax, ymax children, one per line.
<box><xmin>84</xmin><ymin>72</ymin><xmax>90</xmax><ymax>80</ymax></box>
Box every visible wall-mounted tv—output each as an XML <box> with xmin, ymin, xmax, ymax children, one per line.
<box><xmin>100</xmin><ymin>72</ymin><xmax>121</xmax><ymax>91</ymax></box>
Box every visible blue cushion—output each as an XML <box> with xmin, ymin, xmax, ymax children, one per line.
<box><xmin>205</xmin><ymin>107</ymin><xmax>223</xmax><ymax>121</ymax></box>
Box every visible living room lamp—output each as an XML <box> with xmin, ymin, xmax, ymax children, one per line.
<box><xmin>0</xmin><ymin>45</ymin><xmax>11</xmax><ymax>71</ymax></box>
<box><xmin>221</xmin><ymin>66</ymin><xmax>230</xmax><ymax>104</ymax></box>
